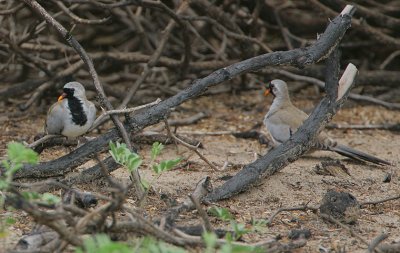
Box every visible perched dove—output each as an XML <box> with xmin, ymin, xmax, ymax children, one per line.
<box><xmin>263</xmin><ymin>79</ymin><xmax>390</xmax><ymax>165</ymax></box>
<box><xmin>46</xmin><ymin>82</ymin><xmax>96</xmax><ymax>138</ymax></box>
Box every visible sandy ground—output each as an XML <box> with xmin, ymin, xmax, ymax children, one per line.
<box><xmin>0</xmin><ymin>85</ymin><xmax>399</xmax><ymax>252</ymax></box>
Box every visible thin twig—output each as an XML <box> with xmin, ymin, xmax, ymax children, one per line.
<box><xmin>367</xmin><ymin>233</ymin><xmax>389</xmax><ymax>253</ymax></box>
<box><xmin>53</xmin><ymin>0</ymin><xmax>111</xmax><ymax>24</ymax></box>
<box><xmin>273</xmin><ymin>7</ymin><xmax>293</xmax><ymax>50</ymax></box>
<box><xmin>361</xmin><ymin>195</ymin><xmax>400</xmax><ymax>207</ymax></box>
<box><xmin>182</xmin><ymin>15</ymin><xmax>273</xmax><ymax>53</ymax></box>
<box><xmin>89</xmin><ymin>98</ymin><xmax>162</xmax><ymax>131</ymax></box>
<box><xmin>120</xmin><ymin>1</ymin><xmax>189</xmax><ymax>107</ymax></box>
<box><xmin>189</xmin><ymin>194</ymin><xmax>213</xmax><ymax>233</ymax></box>
<box><xmin>164</xmin><ymin>120</ymin><xmax>222</xmax><ymax>171</ymax></box>
<box><xmin>379</xmin><ymin>50</ymin><xmax>400</xmax><ymax>70</ymax></box>
<box><xmin>326</xmin><ymin>123</ymin><xmax>400</xmax><ymax>131</ymax></box>
<box><xmin>0</xmin><ymin>3</ymin><xmax>24</xmax><ymax>15</ymax></box>
<box><xmin>177</xmin><ymin>131</ymin><xmax>242</xmax><ymax>136</ymax></box>
<box><xmin>27</xmin><ymin>134</ymin><xmax>60</xmax><ymax>149</ymax></box>
<box><xmin>319</xmin><ymin>213</ymin><xmax>384</xmax><ymax>253</ymax></box>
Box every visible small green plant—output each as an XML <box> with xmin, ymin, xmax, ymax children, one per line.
<box><xmin>150</xmin><ymin>142</ymin><xmax>181</xmax><ymax>174</ymax></box>
<box><xmin>138</xmin><ymin>236</ymin><xmax>187</xmax><ymax>253</ymax></box>
<box><xmin>219</xmin><ymin>240</ymin><xmax>262</xmax><ymax>253</ymax></box>
<box><xmin>250</xmin><ymin>218</ymin><xmax>268</xmax><ymax>233</ymax></box>
<box><xmin>76</xmin><ymin>235</ymin><xmax>187</xmax><ymax>253</ymax></box>
<box><xmin>109</xmin><ymin>141</ymin><xmax>142</xmax><ymax>172</ymax></box>
<box><xmin>203</xmin><ymin>230</ymin><xmax>263</xmax><ymax>253</ymax></box>
<box><xmin>109</xmin><ymin>141</ymin><xmax>181</xmax><ymax>191</ymax></box>
<box><xmin>208</xmin><ymin>206</ymin><xmax>234</xmax><ymax>221</ymax></box>
<box><xmin>1</xmin><ymin>142</ymin><xmax>38</xmax><ymax>190</ymax></box>
<box><xmin>0</xmin><ymin>142</ymin><xmax>60</xmax><ymax>238</ymax></box>
<box><xmin>206</xmin><ymin>206</ymin><xmax>263</xmax><ymax>252</ymax></box>
<box><xmin>203</xmin><ymin>231</ymin><xmax>218</xmax><ymax>253</ymax></box>
<box><xmin>21</xmin><ymin>191</ymin><xmax>61</xmax><ymax>205</ymax></box>
<box><xmin>230</xmin><ymin>221</ymin><xmax>250</xmax><ymax>240</ymax></box>
<box><xmin>76</xmin><ymin>234</ymin><xmax>131</xmax><ymax>253</ymax></box>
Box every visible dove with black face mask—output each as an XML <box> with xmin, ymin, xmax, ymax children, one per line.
<box><xmin>46</xmin><ymin>82</ymin><xmax>96</xmax><ymax>138</ymax></box>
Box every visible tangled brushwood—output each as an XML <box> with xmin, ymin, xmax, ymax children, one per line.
<box><xmin>0</xmin><ymin>0</ymin><xmax>399</xmax><ymax>252</ymax></box>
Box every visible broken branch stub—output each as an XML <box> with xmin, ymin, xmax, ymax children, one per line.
<box><xmin>337</xmin><ymin>63</ymin><xmax>358</xmax><ymax>101</ymax></box>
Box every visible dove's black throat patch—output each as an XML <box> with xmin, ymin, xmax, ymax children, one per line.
<box><xmin>64</xmin><ymin>88</ymin><xmax>87</xmax><ymax>126</ymax></box>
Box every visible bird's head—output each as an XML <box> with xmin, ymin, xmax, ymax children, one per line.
<box><xmin>263</xmin><ymin>79</ymin><xmax>289</xmax><ymax>99</ymax></box>
<box><xmin>58</xmin><ymin>82</ymin><xmax>86</xmax><ymax>101</ymax></box>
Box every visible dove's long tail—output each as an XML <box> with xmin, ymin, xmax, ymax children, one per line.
<box><xmin>330</xmin><ymin>144</ymin><xmax>391</xmax><ymax>165</ymax></box>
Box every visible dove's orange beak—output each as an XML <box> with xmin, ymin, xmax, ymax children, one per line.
<box><xmin>58</xmin><ymin>92</ymin><xmax>67</xmax><ymax>102</ymax></box>
<box><xmin>264</xmin><ymin>84</ymin><xmax>272</xmax><ymax>96</ymax></box>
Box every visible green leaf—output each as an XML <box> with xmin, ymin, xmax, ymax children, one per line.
<box><xmin>139</xmin><ymin>236</ymin><xmax>187</xmax><ymax>253</ymax></box>
<box><xmin>7</xmin><ymin>142</ymin><xmax>38</xmax><ymax>165</ymax></box>
<box><xmin>229</xmin><ymin>244</ymin><xmax>263</xmax><ymax>253</ymax></box>
<box><xmin>164</xmin><ymin>158</ymin><xmax>181</xmax><ymax>170</ymax></box>
<box><xmin>208</xmin><ymin>207</ymin><xmax>233</xmax><ymax>221</ymax></box>
<box><xmin>230</xmin><ymin>221</ymin><xmax>250</xmax><ymax>240</ymax></box>
<box><xmin>152</xmin><ymin>158</ymin><xmax>181</xmax><ymax>174</ymax></box>
<box><xmin>1</xmin><ymin>160</ymin><xmax>10</xmax><ymax>170</ymax></box>
<box><xmin>77</xmin><ymin>234</ymin><xmax>131</xmax><ymax>253</ymax></box>
<box><xmin>127</xmin><ymin>155</ymin><xmax>142</xmax><ymax>172</ymax></box>
<box><xmin>152</xmin><ymin>164</ymin><xmax>162</xmax><ymax>174</ymax></box>
<box><xmin>141</xmin><ymin>178</ymin><xmax>150</xmax><ymax>190</ymax></box>
<box><xmin>5</xmin><ymin>217</ymin><xmax>16</xmax><ymax>225</ymax></box>
<box><xmin>40</xmin><ymin>193</ymin><xmax>61</xmax><ymax>205</ymax></box>
<box><xmin>0</xmin><ymin>179</ymin><xmax>9</xmax><ymax>190</ymax></box>
<box><xmin>109</xmin><ymin>141</ymin><xmax>142</xmax><ymax>172</ymax></box>
<box><xmin>151</xmin><ymin>142</ymin><xmax>164</xmax><ymax>160</ymax></box>
<box><xmin>7</xmin><ymin>163</ymin><xmax>22</xmax><ymax>176</ymax></box>
<box><xmin>251</xmin><ymin>219</ymin><xmax>268</xmax><ymax>233</ymax></box>
<box><xmin>109</xmin><ymin>141</ymin><xmax>118</xmax><ymax>162</ymax></box>
<box><xmin>21</xmin><ymin>191</ymin><xmax>41</xmax><ymax>200</ymax></box>
<box><xmin>203</xmin><ymin>232</ymin><xmax>217</xmax><ymax>253</ymax></box>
